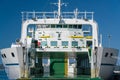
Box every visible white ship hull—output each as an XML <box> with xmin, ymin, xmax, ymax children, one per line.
<box><xmin>97</xmin><ymin>47</ymin><xmax>119</xmax><ymax>80</ymax></box>
<box><xmin>1</xmin><ymin>47</ymin><xmax>24</xmax><ymax>80</ymax></box>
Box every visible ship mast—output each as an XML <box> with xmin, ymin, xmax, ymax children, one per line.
<box><xmin>58</xmin><ymin>0</ymin><xmax>61</xmax><ymax>18</ymax></box>
<box><xmin>52</xmin><ymin>0</ymin><xmax>65</xmax><ymax>19</ymax></box>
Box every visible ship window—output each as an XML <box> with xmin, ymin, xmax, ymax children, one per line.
<box><xmin>11</xmin><ymin>52</ymin><xmax>15</xmax><ymax>57</ymax></box>
<box><xmin>72</xmin><ymin>41</ymin><xmax>78</xmax><ymax>46</ymax></box>
<box><xmin>51</xmin><ymin>24</ymin><xmax>55</xmax><ymax>28</ymax></box>
<box><xmin>4</xmin><ymin>54</ymin><xmax>6</xmax><ymax>58</ymax></box>
<box><xmin>51</xmin><ymin>41</ymin><xmax>57</xmax><ymax>46</ymax></box>
<box><xmin>78</xmin><ymin>25</ymin><xmax>82</xmax><ymax>29</ymax></box>
<box><xmin>69</xmin><ymin>25</ymin><xmax>72</xmax><ymax>28</ymax></box>
<box><xmin>82</xmin><ymin>24</ymin><xmax>92</xmax><ymax>37</ymax></box>
<box><xmin>1</xmin><ymin>54</ymin><xmax>4</xmax><ymax>58</ymax></box>
<box><xmin>57</xmin><ymin>25</ymin><xmax>62</xmax><ymax>28</ymax></box>
<box><xmin>73</xmin><ymin>25</ymin><xmax>77</xmax><ymax>28</ymax></box>
<box><xmin>110</xmin><ymin>53</ymin><xmax>113</xmax><ymax>57</ymax></box>
<box><xmin>41</xmin><ymin>41</ymin><xmax>47</xmax><ymax>46</ymax></box>
<box><xmin>46</xmin><ymin>25</ymin><xmax>50</xmax><ymax>28</ymax></box>
<box><xmin>42</xmin><ymin>58</ymin><xmax>49</xmax><ymax>65</ymax></box>
<box><xmin>62</xmin><ymin>41</ymin><xmax>68</xmax><ymax>46</ymax></box>
<box><xmin>105</xmin><ymin>52</ymin><xmax>108</xmax><ymax>57</ymax></box>
<box><xmin>63</xmin><ymin>25</ymin><xmax>67</xmax><ymax>28</ymax></box>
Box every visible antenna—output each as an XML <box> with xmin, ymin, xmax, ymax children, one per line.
<box><xmin>52</xmin><ymin>0</ymin><xmax>67</xmax><ymax>19</ymax></box>
<box><xmin>58</xmin><ymin>0</ymin><xmax>61</xmax><ymax>18</ymax></box>
<box><xmin>74</xmin><ymin>8</ymin><xmax>78</xmax><ymax>19</ymax></box>
<box><xmin>108</xmin><ymin>34</ymin><xmax>112</xmax><ymax>48</ymax></box>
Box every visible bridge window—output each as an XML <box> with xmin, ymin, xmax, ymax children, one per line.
<box><xmin>49</xmin><ymin>24</ymin><xmax>83</xmax><ymax>29</ymax></box>
<box><xmin>56</xmin><ymin>25</ymin><xmax>62</xmax><ymax>28</ymax></box>
<box><xmin>51</xmin><ymin>24</ymin><xmax>55</xmax><ymax>28</ymax></box>
<box><xmin>72</xmin><ymin>41</ymin><xmax>78</xmax><ymax>46</ymax></box>
<box><xmin>73</xmin><ymin>25</ymin><xmax>77</xmax><ymax>28</ymax></box>
<box><xmin>46</xmin><ymin>25</ymin><xmax>50</xmax><ymax>28</ymax></box>
<box><xmin>82</xmin><ymin>24</ymin><xmax>92</xmax><ymax>37</ymax></box>
<box><xmin>69</xmin><ymin>25</ymin><xmax>72</xmax><ymax>28</ymax></box>
<box><xmin>78</xmin><ymin>25</ymin><xmax>82</xmax><ymax>29</ymax></box>
<box><xmin>27</xmin><ymin>24</ymin><xmax>35</xmax><ymax>37</ymax></box>
<box><xmin>51</xmin><ymin>41</ymin><xmax>57</xmax><ymax>46</ymax></box>
<box><xmin>63</xmin><ymin>25</ymin><xmax>67</xmax><ymax>28</ymax></box>
<box><xmin>41</xmin><ymin>41</ymin><xmax>47</xmax><ymax>46</ymax></box>
<box><xmin>62</xmin><ymin>41</ymin><xmax>68</xmax><ymax>46</ymax></box>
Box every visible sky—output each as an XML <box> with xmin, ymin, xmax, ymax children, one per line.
<box><xmin>0</xmin><ymin>0</ymin><xmax>120</xmax><ymax>63</ymax></box>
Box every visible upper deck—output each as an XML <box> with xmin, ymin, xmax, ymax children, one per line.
<box><xmin>20</xmin><ymin>0</ymin><xmax>98</xmax><ymax>49</ymax></box>
<box><xmin>21</xmin><ymin>10</ymin><xmax>94</xmax><ymax>22</ymax></box>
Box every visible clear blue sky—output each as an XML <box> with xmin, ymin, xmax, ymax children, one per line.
<box><xmin>0</xmin><ymin>0</ymin><xmax>120</xmax><ymax>62</ymax></box>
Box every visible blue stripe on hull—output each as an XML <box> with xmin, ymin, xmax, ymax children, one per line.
<box><xmin>101</xmin><ymin>63</ymin><xmax>115</xmax><ymax>66</ymax></box>
<box><xmin>5</xmin><ymin>63</ymin><xmax>19</xmax><ymax>66</ymax></box>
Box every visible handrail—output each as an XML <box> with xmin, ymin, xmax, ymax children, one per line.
<box><xmin>21</xmin><ymin>11</ymin><xmax>94</xmax><ymax>21</ymax></box>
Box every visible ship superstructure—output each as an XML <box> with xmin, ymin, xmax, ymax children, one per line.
<box><xmin>0</xmin><ymin>0</ymin><xmax>119</xmax><ymax>80</ymax></box>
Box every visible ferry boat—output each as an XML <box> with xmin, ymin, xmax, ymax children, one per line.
<box><xmin>0</xmin><ymin>0</ymin><xmax>119</xmax><ymax>80</ymax></box>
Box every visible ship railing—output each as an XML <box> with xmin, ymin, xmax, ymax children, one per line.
<box><xmin>21</xmin><ymin>11</ymin><xmax>94</xmax><ymax>21</ymax></box>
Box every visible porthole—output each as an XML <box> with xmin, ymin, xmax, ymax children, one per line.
<box><xmin>105</xmin><ymin>52</ymin><xmax>108</xmax><ymax>57</ymax></box>
<box><xmin>11</xmin><ymin>52</ymin><xmax>15</xmax><ymax>57</ymax></box>
<box><xmin>3</xmin><ymin>54</ymin><xmax>6</xmax><ymax>58</ymax></box>
<box><xmin>110</xmin><ymin>53</ymin><xmax>113</xmax><ymax>57</ymax></box>
<box><xmin>1</xmin><ymin>54</ymin><xmax>4</xmax><ymax>58</ymax></box>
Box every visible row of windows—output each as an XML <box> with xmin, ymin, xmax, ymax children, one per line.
<box><xmin>41</xmin><ymin>41</ymin><xmax>79</xmax><ymax>46</ymax></box>
<box><xmin>37</xmin><ymin>24</ymin><xmax>82</xmax><ymax>29</ymax></box>
<box><xmin>1</xmin><ymin>53</ymin><xmax>15</xmax><ymax>58</ymax></box>
<box><xmin>1</xmin><ymin>54</ymin><xmax>6</xmax><ymax>58</ymax></box>
<box><xmin>105</xmin><ymin>52</ymin><xmax>113</xmax><ymax>57</ymax></box>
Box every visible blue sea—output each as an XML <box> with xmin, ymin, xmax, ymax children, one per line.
<box><xmin>0</xmin><ymin>69</ymin><xmax>8</xmax><ymax>80</ymax></box>
<box><xmin>0</xmin><ymin>53</ymin><xmax>8</xmax><ymax>80</ymax></box>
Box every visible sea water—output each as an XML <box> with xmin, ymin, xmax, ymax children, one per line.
<box><xmin>0</xmin><ymin>69</ymin><xmax>8</xmax><ymax>80</ymax></box>
<box><xmin>0</xmin><ymin>53</ymin><xmax>8</xmax><ymax>80</ymax></box>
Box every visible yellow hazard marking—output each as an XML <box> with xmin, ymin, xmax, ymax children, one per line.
<box><xmin>40</xmin><ymin>35</ymin><xmax>52</xmax><ymax>38</ymax></box>
<box><xmin>69</xmin><ymin>36</ymin><xmax>84</xmax><ymax>38</ymax></box>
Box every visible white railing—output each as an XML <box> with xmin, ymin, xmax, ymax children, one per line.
<box><xmin>21</xmin><ymin>11</ymin><xmax>94</xmax><ymax>21</ymax></box>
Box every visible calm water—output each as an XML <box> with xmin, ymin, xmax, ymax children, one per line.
<box><xmin>0</xmin><ymin>69</ymin><xmax>8</xmax><ymax>80</ymax></box>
